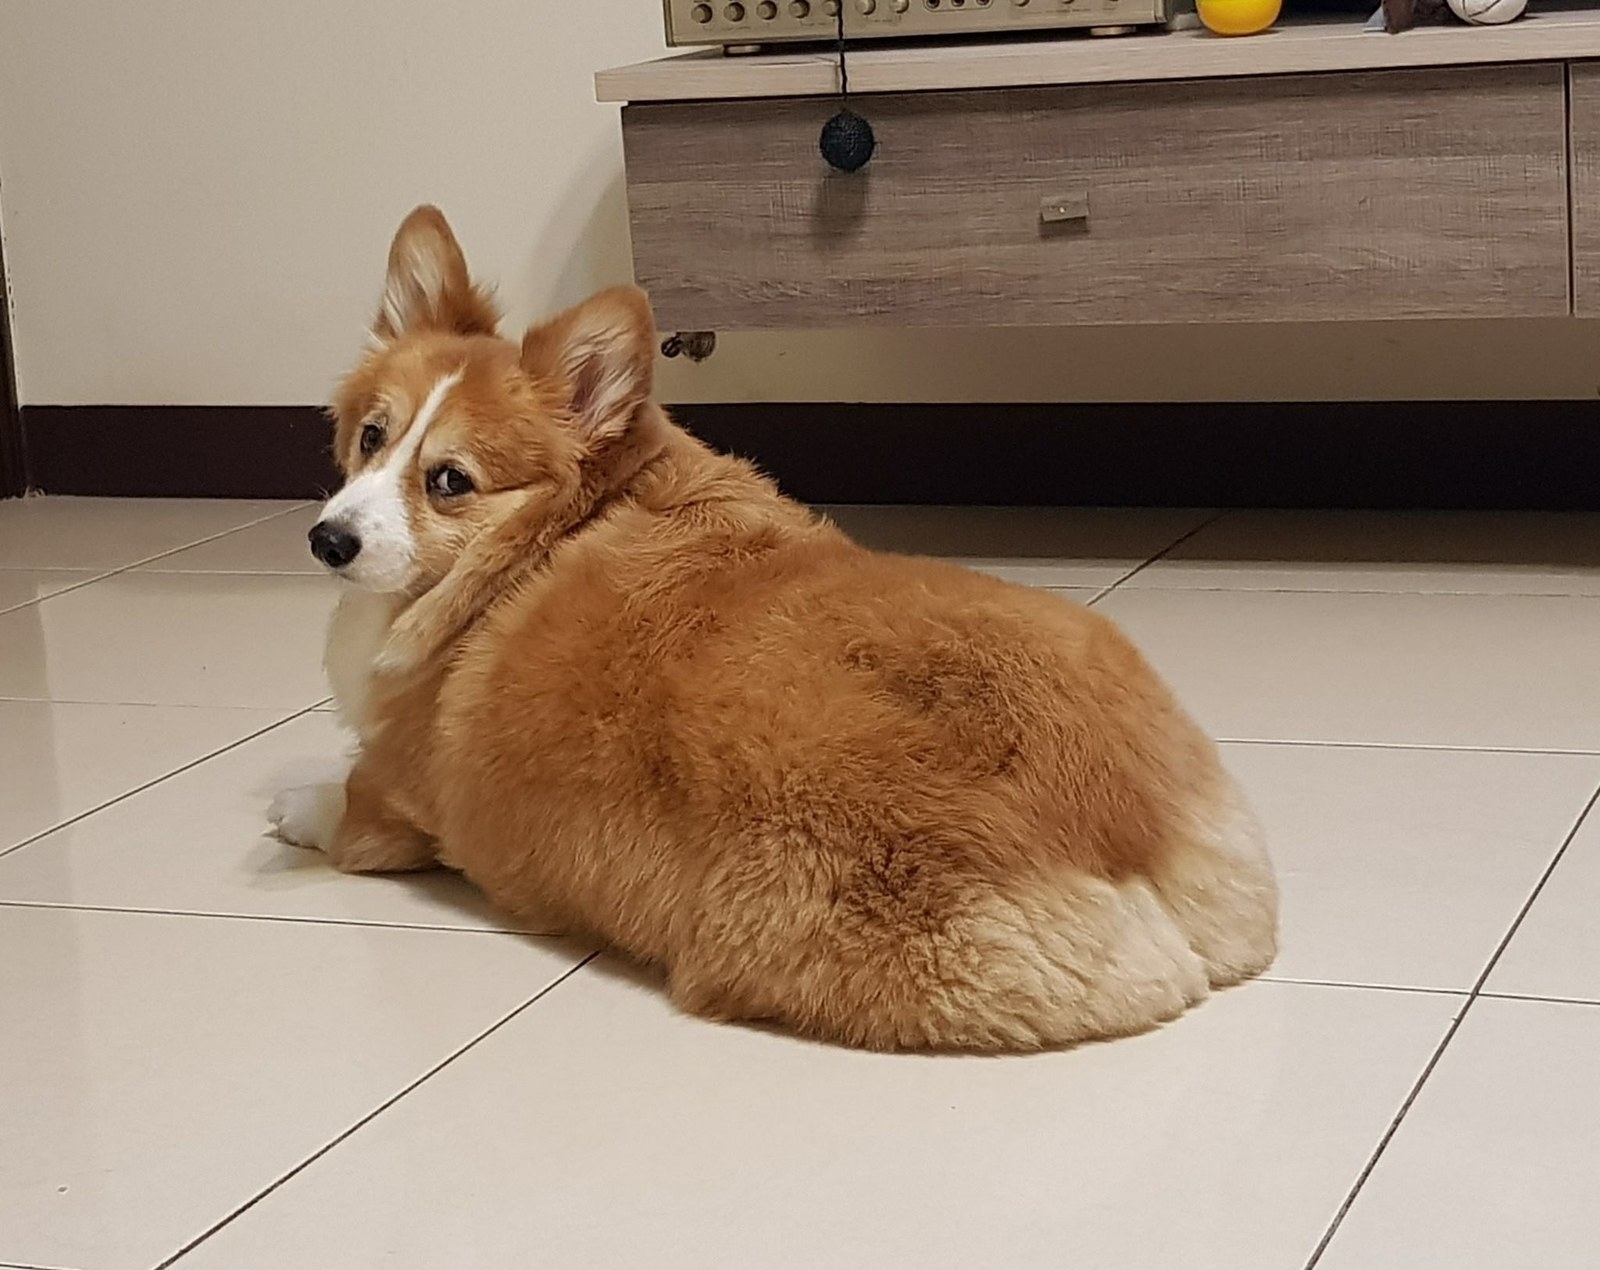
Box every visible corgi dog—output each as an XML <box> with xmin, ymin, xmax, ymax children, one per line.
<box><xmin>270</xmin><ymin>206</ymin><xmax>1278</xmax><ymax>1052</ymax></box>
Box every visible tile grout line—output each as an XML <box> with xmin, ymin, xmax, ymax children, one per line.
<box><xmin>0</xmin><ymin>695</ymin><xmax>335</xmax><ymax>710</ymax></box>
<box><xmin>0</xmin><ymin>703</ymin><xmax>326</xmax><ymax>863</ymax></box>
<box><xmin>116</xmin><ymin>502</ymin><xmax>316</xmax><ymax>571</ymax></box>
<box><xmin>0</xmin><ymin>567</ymin><xmax>120</xmax><ymax>617</ymax></box>
<box><xmin>1301</xmin><ymin>779</ymin><xmax>1600</xmax><ymax>1269</ymax></box>
<box><xmin>1106</xmin><ymin>583</ymin><xmax>1600</xmax><ymax>599</ymax></box>
<box><xmin>1456</xmin><ymin>778</ymin><xmax>1600</xmax><ymax>998</ymax></box>
<box><xmin>0</xmin><ymin>502</ymin><xmax>312</xmax><ymax>617</ymax></box>
<box><xmin>1089</xmin><ymin>509</ymin><xmax>1231</xmax><ymax>604</ymax></box>
<box><xmin>1478</xmin><ymin>989</ymin><xmax>1600</xmax><ymax>1009</ymax></box>
<box><xmin>1212</xmin><ymin>736</ymin><xmax>1600</xmax><ymax>757</ymax></box>
<box><xmin>1256</xmin><ymin>976</ymin><xmax>1466</xmax><ymax>999</ymax></box>
<box><xmin>152</xmin><ymin>952</ymin><xmax>601</xmax><ymax>1270</ymax></box>
<box><xmin>0</xmin><ymin>901</ymin><xmax>1525</xmax><ymax>999</ymax></box>
<box><xmin>1094</xmin><ymin>508</ymin><xmax>1228</xmax><ymax>595</ymax></box>
<box><xmin>0</xmin><ymin>898</ymin><xmax>547</xmax><ymax>939</ymax></box>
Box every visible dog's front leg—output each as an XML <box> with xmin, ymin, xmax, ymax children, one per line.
<box><xmin>267</xmin><ymin>778</ymin><xmax>348</xmax><ymax>854</ymax></box>
<box><xmin>270</xmin><ymin>758</ymin><xmax>437</xmax><ymax>874</ymax></box>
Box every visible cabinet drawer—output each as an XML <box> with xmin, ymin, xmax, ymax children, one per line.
<box><xmin>1571</xmin><ymin>62</ymin><xmax>1600</xmax><ymax>316</ymax></box>
<box><xmin>622</xmin><ymin>65</ymin><xmax>1569</xmax><ymax>330</ymax></box>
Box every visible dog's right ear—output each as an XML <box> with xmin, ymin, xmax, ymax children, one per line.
<box><xmin>372</xmin><ymin>206</ymin><xmax>500</xmax><ymax>341</ymax></box>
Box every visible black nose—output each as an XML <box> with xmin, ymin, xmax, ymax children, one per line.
<box><xmin>308</xmin><ymin>521</ymin><xmax>361</xmax><ymax>569</ymax></box>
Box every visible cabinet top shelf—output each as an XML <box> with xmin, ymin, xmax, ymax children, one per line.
<box><xmin>595</xmin><ymin>6</ymin><xmax>1600</xmax><ymax>103</ymax></box>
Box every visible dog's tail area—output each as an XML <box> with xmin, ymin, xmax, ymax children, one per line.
<box><xmin>670</xmin><ymin>777</ymin><xmax>1278</xmax><ymax>1053</ymax></box>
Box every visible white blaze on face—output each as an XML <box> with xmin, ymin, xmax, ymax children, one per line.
<box><xmin>319</xmin><ymin>370</ymin><xmax>462</xmax><ymax>593</ymax></box>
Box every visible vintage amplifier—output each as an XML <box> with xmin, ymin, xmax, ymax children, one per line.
<box><xmin>662</xmin><ymin>0</ymin><xmax>1177</xmax><ymax>49</ymax></box>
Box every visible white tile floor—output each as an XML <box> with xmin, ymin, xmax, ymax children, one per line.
<box><xmin>2</xmin><ymin>497</ymin><xmax>1597</xmax><ymax>1270</ymax></box>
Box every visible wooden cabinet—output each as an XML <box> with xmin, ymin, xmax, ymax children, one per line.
<box><xmin>622</xmin><ymin>65</ymin><xmax>1570</xmax><ymax>331</ymax></box>
<box><xmin>1571</xmin><ymin>61</ymin><xmax>1600</xmax><ymax>317</ymax></box>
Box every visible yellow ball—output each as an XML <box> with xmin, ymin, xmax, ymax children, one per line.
<box><xmin>1196</xmin><ymin>0</ymin><xmax>1281</xmax><ymax>35</ymax></box>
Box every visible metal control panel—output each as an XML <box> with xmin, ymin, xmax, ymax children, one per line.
<box><xmin>663</xmin><ymin>0</ymin><xmax>1174</xmax><ymax>48</ymax></box>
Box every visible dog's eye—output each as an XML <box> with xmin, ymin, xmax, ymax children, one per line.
<box><xmin>427</xmin><ymin>465</ymin><xmax>475</xmax><ymax>499</ymax></box>
<box><xmin>359</xmin><ymin>420</ymin><xmax>387</xmax><ymax>457</ymax></box>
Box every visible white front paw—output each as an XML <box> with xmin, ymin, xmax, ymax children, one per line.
<box><xmin>267</xmin><ymin>782</ymin><xmax>347</xmax><ymax>852</ymax></box>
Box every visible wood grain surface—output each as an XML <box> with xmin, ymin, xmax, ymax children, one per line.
<box><xmin>1570</xmin><ymin>61</ymin><xmax>1600</xmax><ymax>317</ymax></box>
<box><xmin>623</xmin><ymin>65</ymin><xmax>1569</xmax><ymax>330</ymax></box>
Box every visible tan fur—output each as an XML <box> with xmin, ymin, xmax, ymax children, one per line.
<box><xmin>291</xmin><ymin>206</ymin><xmax>1279</xmax><ymax>1052</ymax></box>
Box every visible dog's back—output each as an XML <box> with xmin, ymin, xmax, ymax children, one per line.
<box><xmin>433</xmin><ymin>434</ymin><xmax>1279</xmax><ymax>1050</ymax></box>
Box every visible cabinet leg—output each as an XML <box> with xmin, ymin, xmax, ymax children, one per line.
<box><xmin>661</xmin><ymin>331</ymin><xmax>718</xmax><ymax>362</ymax></box>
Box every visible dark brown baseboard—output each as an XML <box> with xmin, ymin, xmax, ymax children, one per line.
<box><xmin>22</xmin><ymin>406</ymin><xmax>341</xmax><ymax>500</ymax></box>
<box><xmin>16</xmin><ymin>400</ymin><xmax>1600</xmax><ymax>508</ymax></box>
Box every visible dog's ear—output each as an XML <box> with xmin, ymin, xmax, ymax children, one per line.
<box><xmin>373</xmin><ymin>205</ymin><xmax>500</xmax><ymax>341</ymax></box>
<box><xmin>519</xmin><ymin>287</ymin><xmax>656</xmax><ymax>445</ymax></box>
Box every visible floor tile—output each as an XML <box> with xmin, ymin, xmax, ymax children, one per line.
<box><xmin>0</xmin><ymin>497</ymin><xmax>300</xmax><ymax>571</ymax></box>
<box><xmin>0</xmin><ymin>905</ymin><xmax>587</xmax><ymax>1270</ymax></box>
<box><xmin>0</xmin><ymin>568</ymin><xmax>102</xmax><ymax>615</ymax></box>
<box><xmin>1484</xmin><ymin>808</ymin><xmax>1600</xmax><ymax>1003</ymax></box>
<box><xmin>1096</xmin><ymin>587</ymin><xmax>1600</xmax><ymax>749</ymax></box>
<box><xmin>169</xmin><ymin>968</ymin><xmax>1457</xmax><ymax>1270</ymax></box>
<box><xmin>0</xmin><ymin>701</ymin><xmax>289</xmax><ymax>855</ymax></box>
<box><xmin>822</xmin><ymin>505</ymin><xmax>1210</xmax><ymax>587</ymax></box>
<box><xmin>0</xmin><ymin>712</ymin><xmax>529</xmax><ymax>933</ymax></box>
<box><xmin>141</xmin><ymin>505</ymin><xmax>321</xmax><ymax>574</ymax></box>
<box><xmin>1129</xmin><ymin>510</ymin><xmax>1600</xmax><ymax>596</ymax></box>
<box><xmin>1318</xmin><ymin>996</ymin><xmax>1600</xmax><ymax>1270</ymax></box>
<box><xmin>1226</xmin><ymin>743</ymin><xmax>1600</xmax><ymax>992</ymax></box>
<box><xmin>0</xmin><ymin>572</ymin><xmax>336</xmax><ymax>707</ymax></box>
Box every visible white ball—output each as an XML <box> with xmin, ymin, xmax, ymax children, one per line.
<box><xmin>1445</xmin><ymin>0</ymin><xmax>1526</xmax><ymax>24</ymax></box>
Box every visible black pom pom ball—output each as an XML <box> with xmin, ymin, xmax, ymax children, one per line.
<box><xmin>819</xmin><ymin>109</ymin><xmax>876</xmax><ymax>173</ymax></box>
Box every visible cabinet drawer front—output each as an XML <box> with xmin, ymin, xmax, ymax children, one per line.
<box><xmin>623</xmin><ymin>65</ymin><xmax>1568</xmax><ymax>330</ymax></box>
<box><xmin>1572</xmin><ymin>62</ymin><xmax>1600</xmax><ymax>316</ymax></box>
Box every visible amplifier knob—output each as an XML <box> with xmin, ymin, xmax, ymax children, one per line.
<box><xmin>691</xmin><ymin>2</ymin><xmax>713</xmax><ymax>19</ymax></box>
<box><xmin>725</xmin><ymin>1</ymin><xmax>746</xmax><ymax>15</ymax></box>
<box><xmin>891</xmin><ymin>0</ymin><xmax>910</xmax><ymax>9</ymax></box>
<box><xmin>758</xmin><ymin>0</ymin><xmax>777</xmax><ymax>13</ymax></box>
<box><xmin>789</xmin><ymin>0</ymin><xmax>810</xmax><ymax>14</ymax></box>
<box><xmin>823</xmin><ymin>0</ymin><xmax>841</xmax><ymax>12</ymax></box>
<box><xmin>858</xmin><ymin>0</ymin><xmax>877</xmax><ymax>10</ymax></box>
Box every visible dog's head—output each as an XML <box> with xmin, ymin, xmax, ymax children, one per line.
<box><xmin>311</xmin><ymin>206</ymin><xmax>662</xmax><ymax>605</ymax></box>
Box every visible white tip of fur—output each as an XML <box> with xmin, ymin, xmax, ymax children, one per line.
<box><xmin>267</xmin><ymin>783</ymin><xmax>347</xmax><ymax>852</ymax></box>
<box><xmin>370</xmin><ymin>638</ymin><xmax>420</xmax><ymax>679</ymax></box>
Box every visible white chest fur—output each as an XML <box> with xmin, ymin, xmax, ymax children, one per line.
<box><xmin>323</xmin><ymin>587</ymin><xmax>403</xmax><ymax>738</ymax></box>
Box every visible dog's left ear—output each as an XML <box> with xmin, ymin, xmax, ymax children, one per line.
<box><xmin>520</xmin><ymin>287</ymin><xmax>656</xmax><ymax>445</ymax></box>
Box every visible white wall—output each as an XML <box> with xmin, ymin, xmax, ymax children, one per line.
<box><xmin>2</xmin><ymin>0</ymin><xmax>1599</xmax><ymax>408</ymax></box>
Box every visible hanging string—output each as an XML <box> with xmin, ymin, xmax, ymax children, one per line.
<box><xmin>836</xmin><ymin>2</ymin><xmax>850</xmax><ymax>97</ymax></box>
<box><xmin>818</xmin><ymin>2</ymin><xmax>875</xmax><ymax>172</ymax></box>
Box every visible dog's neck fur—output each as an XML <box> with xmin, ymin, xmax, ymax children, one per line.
<box><xmin>326</xmin><ymin>413</ymin><xmax>812</xmax><ymax>751</ymax></box>
<box><xmin>328</xmin><ymin>404</ymin><xmax>688</xmax><ymax>731</ymax></box>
